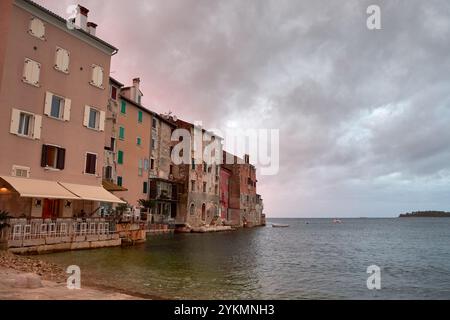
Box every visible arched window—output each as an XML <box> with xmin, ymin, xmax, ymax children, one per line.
<box><xmin>190</xmin><ymin>203</ymin><xmax>195</xmax><ymax>215</ymax></box>
<box><xmin>201</xmin><ymin>203</ymin><xmax>206</xmax><ymax>221</ymax></box>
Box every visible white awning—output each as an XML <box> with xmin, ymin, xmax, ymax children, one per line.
<box><xmin>58</xmin><ymin>182</ymin><xmax>125</xmax><ymax>203</ymax></box>
<box><xmin>0</xmin><ymin>176</ymin><xmax>79</xmax><ymax>200</ymax></box>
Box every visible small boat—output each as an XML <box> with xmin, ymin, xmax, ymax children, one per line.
<box><xmin>333</xmin><ymin>219</ymin><xmax>343</xmax><ymax>224</ymax></box>
<box><xmin>272</xmin><ymin>223</ymin><xmax>289</xmax><ymax>228</ymax></box>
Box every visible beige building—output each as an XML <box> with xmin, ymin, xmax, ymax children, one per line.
<box><xmin>0</xmin><ymin>1</ymin><xmax>122</xmax><ymax>222</ymax></box>
<box><xmin>114</xmin><ymin>78</ymin><xmax>152</xmax><ymax>206</ymax></box>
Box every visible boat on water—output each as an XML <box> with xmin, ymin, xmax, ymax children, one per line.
<box><xmin>272</xmin><ymin>223</ymin><xmax>290</xmax><ymax>228</ymax></box>
<box><xmin>333</xmin><ymin>219</ymin><xmax>343</xmax><ymax>224</ymax></box>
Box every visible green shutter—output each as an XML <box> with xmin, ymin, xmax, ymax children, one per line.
<box><xmin>117</xmin><ymin>176</ymin><xmax>123</xmax><ymax>186</ymax></box>
<box><xmin>143</xmin><ymin>181</ymin><xmax>148</xmax><ymax>194</ymax></box>
<box><xmin>137</xmin><ymin>137</ymin><xmax>141</xmax><ymax>146</ymax></box>
<box><xmin>121</xmin><ymin>100</ymin><xmax>126</xmax><ymax>114</ymax></box>
<box><xmin>138</xmin><ymin>111</ymin><xmax>143</xmax><ymax>123</ymax></box>
<box><xmin>118</xmin><ymin>150</ymin><xmax>124</xmax><ymax>164</ymax></box>
<box><xmin>119</xmin><ymin>127</ymin><xmax>125</xmax><ymax>140</ymax></box>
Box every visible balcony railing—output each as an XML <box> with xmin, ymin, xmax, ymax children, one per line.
<box><xmin>3</xmin><ymin>218</ymin><xmax>118</xmax><ymax>248</ymax></box>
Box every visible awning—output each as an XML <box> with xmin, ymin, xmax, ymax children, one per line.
<box><xmin>59</xmin><ymin>182</ymin><xmax>125</xmax><ymax>203</ymax></box>
<box><xmin>0</xmin><ymin>176</ymin><xmax>79</xmax><ymax>200</ymax></box>
<box><xmin>102</xmin><ymin>179</ymin><xmax>128</xmax><ymax>192</ymax></box>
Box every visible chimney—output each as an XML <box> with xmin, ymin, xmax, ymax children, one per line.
<box><xmin>133</xmin><ymin>78</ymin><xmax>140</xmax><ymax>90</ymax></box>
<box><xmin>87</xmin><ymin>22</ymin><xmax>97</xmax><ymax>36</ymax></box>
<box><xmin>75</xmin><ymin>5</ymin><xmax>89</xmax><ymax>31</ymax></box>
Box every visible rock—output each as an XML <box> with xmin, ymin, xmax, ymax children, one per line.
<box><xmin>14</xmin><ymin>273</ymin><xmax>43</xmax><ymax>289</ymax></box>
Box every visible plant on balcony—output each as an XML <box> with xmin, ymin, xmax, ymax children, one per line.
<box><xmin>138</xmin><ymin>199</ymin><xmax>155</xmax><ymax>210</ymax></box>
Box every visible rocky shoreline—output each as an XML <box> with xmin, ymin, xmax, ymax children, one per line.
<box><xmin>0</xmin><ymin>251</ymin><xmax>142</xmax><ymax>300</ymax></box>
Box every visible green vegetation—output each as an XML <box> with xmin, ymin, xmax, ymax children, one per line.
<box><xmin>399</xmin><ymin>211</ymin><xmax>450</xmax><ymax>218</ymax></box>
<box><xmin>0</xmin><ymin>210</ymin><xmax>10</xmax><ymax>232</ymax></box>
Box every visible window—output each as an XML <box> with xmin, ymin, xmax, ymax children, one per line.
<box><xmin>41</xmin><ymin>145</ymin><xmax>65</xmax><ymax>170</ymax></box>
<box><xmin>170</xmin><ymin>165</ymin><xmax>173</xmax><ymax>175</ymax></box>
<box><xmin>143</xmin><ymin>182</ymin><xmax>148</xmax><ymax>194</ymax></box>
<box><xmin>191</xmin><ymin>158</ymin><xmax>195</xmax><ymax>170</ymax></box>
<box><xmin>44</xmin><ymin>92</ymin><xmax>71</xmax><ymax>121</ymax></box>
<box><xmin>203</xmin><ymin>162</ymin><xmax>207</xmax><ymax>173</ymax></box>
<box><xmin>120</xmin><ymin>100</ymin><xmax>126</xmax><ymax>114</ymax></box>
<box><xmin>150</xmin><ymin>159</ymin><xmax>154</xmax><ymax>170</ymax></box>
<box><xmin>151</xmin><ymin>138</ymin><xmax>156</xmax><ymax>150</ymax></box>
<box><xmin>117</xmin><ymin>176</ymin><xmax>123</xmax><ymax>187</ymax></box>
<box><xmin>190</xmin><ymin>204</ymin><xmax>195</xmax><ymax>215</ymax></box>
<box><xmin>138</xmin><ymin>95</ymin><xmax>142</xmax><ymax>105</ymax></box>
<box><xmin>144</xmin><ymin>159</ymin><xmax>149</xmax><ymax>171</ymax></box>
<box><xmin>191</xmin><ymin>180</ymin><xmax>196</xmax><ymax>191</ymax></box>
<box><xmin>10</xmin><ymin>109</ymin><xmax>41</xmax><ymax>139</ymax></box>
<box><xmin>119</xmin><ymin>126</ymin><xmax>125</xmax><ymax>140</ymax></box>
<box><xmin>138</xmin><ymin>111</ymin><xmax>143</xmax><ymax>123</ymax></box>
<box><xmin>83</xmin><ymin>106</ymin><xmax>105</xmax><ymax>131</ymax></box>
<box><xmin>110</xmin><ymin>86</ymin><xmax>118</xmax><ymax>100</ymax></box>
<box><xmin>12</xmin><ymin>165</ymin><xmax>30</xmax><ymax>178</ymax></box>
<box><xmin>85</xmin><ymin>153</ymin><xmax>97</xmax><ymax>175</ymax></box>
<box><xmin>29</xmin><ymin>17</ymin><xmax>45</xmax><ymax>40</ymax></box>
<box><xmin>152</xmin><ymin>118</ymin><xmax>157</xmax><ymax>129</ymax></box>
<box><xmin>137</xmin><ymin>137</ymin><xmax>142</xmax><ymax>146</ymax></box>
<box><xmin>118</xmin><ymin>150</ymin><xmax>124</xmax><ymax>165</ymax></box>
<box><xmin>90</xmin><ymin>65</ymin><xmax>104</xmax><ymax>88</ymax></box>
<box><xmin>138</xmin><ymin>159</ymin><xmax>143</xmax><ymax>176</ymax></box>
<box><xmin>215</xmin><ymin>185</ymin><xmax>218</xmax><ymax>195</ymax></box>
<box><xmin>104</xmin><ymin>166</ymin><xmax>112</xmax><ymax>180</ymax></box>
<box><xmin>110</xmin><ymin>137</ymin><xmax>115</xmax><ymax>152</ymax></box>
<box><xmin>23</xmin><ymin>58</ymin><xmax>41</xmax><ymax>87</ymax></box>
<box><xmin>203</xmin><ymin>182</ymin><xmax>207</xmax><ymax>193</ymax></box>
<box><xmin>55</xmin><ymin>47</ymin><xmax>70</xmax><ymax>73</ymax></box>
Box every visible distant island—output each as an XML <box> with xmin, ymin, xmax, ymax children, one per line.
<box><xmin>399</xmin><ymin>211</ymin><xmax>450</xmax><ymax>218</ymax></box>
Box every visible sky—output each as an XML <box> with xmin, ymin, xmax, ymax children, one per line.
<box><xmin>35</xmin><ymin>0</ymin><xmax>450</xmax><ymax>218</ymax></box>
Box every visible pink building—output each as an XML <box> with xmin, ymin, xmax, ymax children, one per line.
<box><xmin>0</xmin><ymin>1</ymin><xmax>123</xmax><ymax>252</ymax></box>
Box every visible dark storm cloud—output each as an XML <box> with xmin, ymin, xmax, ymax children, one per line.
<box><xmin>37</xmin><ymin>0</ymin><xmax>450</xmax><ymax>216</ymax></box>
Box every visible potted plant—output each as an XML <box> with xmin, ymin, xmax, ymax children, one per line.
<box><xmin>0</xmin><ymin>210</ymin><xmax>11</xmax><ymax>249</ymax></box>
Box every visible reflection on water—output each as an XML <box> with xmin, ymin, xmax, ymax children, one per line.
<box><xmin>39</xmin><ymin>218</ymin><xmax>450</xmax><ymax>299</ymax></box>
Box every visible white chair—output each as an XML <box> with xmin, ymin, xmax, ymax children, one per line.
<box><xmin>12</xmin><ymin>224</ymin><xmax>22</xmax><ymax>240</ymax></box>
<box><xmin>40</xmin><ymin>223</ymin><xmax>48</xmax><ymax>238</ymax></box>
<box><xmin>23</xmin><ymin>224</ymin><xmax>31</xmax><ymax>239</ymax></box>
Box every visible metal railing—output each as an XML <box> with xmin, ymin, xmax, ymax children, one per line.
<box><xmin>5</xmin><ymin>218</ymin><xmax>118</xmax><ymax>248</ymax></box>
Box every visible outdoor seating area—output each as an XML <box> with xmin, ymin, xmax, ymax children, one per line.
<box><xmin>4</xmin><ymin>218</ymin><xmax>117</xmax><ymax>248</ymax></box>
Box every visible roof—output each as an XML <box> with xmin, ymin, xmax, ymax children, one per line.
<box><xmin>109</xmin><ymin>77</ymin><xmax>124</xmax><ymax>87</ymax></box>
<box><xmin>19</xmin><ymin>0</ymin><xmax>118</xmax><ymax>54</ymax></box>
<box><xmin>173</xmin><ymin>118</ymin><xmax>223</xmax><ymax>139</ymax></box>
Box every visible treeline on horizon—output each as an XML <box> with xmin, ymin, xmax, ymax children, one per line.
<box><xmin>399</xmin><ymin>211</ymin><xmax>450</xmax><ymax>218</ymax></box>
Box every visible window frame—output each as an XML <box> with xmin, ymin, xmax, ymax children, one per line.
<box><xmin>87</xmin><ymin>107</ymin><xmax>101</xmax><ymax>130</ymax></box>
<box><xmin>84</xmin><ymin>152</ymin><xmax>98</xmax><ymax>175</ymax></box>
<box><xmin>28</xmin><ymin>17</ymin><xmax>45</xmax><ymax>40</ymax></box>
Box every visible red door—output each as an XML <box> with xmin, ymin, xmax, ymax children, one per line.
<box><xmin>42</xmin><ymin>199</ymin><xmax>60</xmax><ymax>219</ymax></box>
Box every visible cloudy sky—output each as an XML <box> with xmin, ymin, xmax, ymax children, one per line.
<box><xmin>37</xmin><ymin>0</ymin><xmax>450</xmax><ymax>217</ymax></box>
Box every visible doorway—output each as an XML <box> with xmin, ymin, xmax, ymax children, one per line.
<box><xmin>42</xmin><ymin>199</ymin><xmax>61</xmax><ymax>219</ymax></box>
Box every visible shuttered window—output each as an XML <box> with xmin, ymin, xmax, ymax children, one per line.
<box><xmin>85</xmin><ymin>153</ymin><xmax>97</xmax><ymax>175</ymax></box>
<box><xmin>90</xmin><ymin>65</ymin><xmax>104</xmax><ymax>88</ymax></box>
<box><xmin>138</xmin><ymin>159</ymin><xmax>143</xmax><ymax>176</ymax></box>
<box><xmin>44</xmin><ymin>92</ymin><xmax>71</xmax><ymax>121</ymax></box>
<box><xmin>137</xmin><ymin>137</ymin><xmax>142</xmax><ymax>146</ymax></box>
<box><xmin>29</xmin><ymin>18</ymin><xmax>45</xmax><ymax>40</ymax></box>
<box><xmin>55</xmin><ymin>47</ymin><xmax>70</xmax><ymax>73</ymax></box>
<box><xmin>143</xmin><ymin>182</ymin><xmax>148</xmax><ymax>194</ymax></box>
<box><xmin>119</xmin><ymin>126</ymin><xmax>125</xmax><ymax>140</ymax></box>
<box><xmin>138</xmin><ymin>111</ymin><xmax>143</xmax><ymax>123</ymax></box>
<box><xmin>41</xmin><ymin>145</ymin><xmax>65</xmax><ymax>170</ymax></box>
<box><xmin>120</xmin><ymin>100</ymin><xmax>126</xmax><ymax>114</ymax></box>
<box><xmin>83</xmin><ymin>106</ymin><xmax>105</xmax><ymax>131</ymax></box>
<box><xmin>23</xmin><ymin>58</ymin><xmax>41</xmax><ymax>87</ymax></box>
<box><xmin>117</xmin><ymin>176</ymin><xmax>123</xmax><ymax>187</ymax></box>
<box><xmin>118</xmin><ymin>150</ymin><xmax>124</xmax><ymax>165</ymax></box>
<box><xmin>10</xmin><ymin>108</ymin><xmax>41</xmax><ymax>140</ymax></box>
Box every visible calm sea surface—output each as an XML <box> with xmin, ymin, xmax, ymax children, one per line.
<box><xmin>38</xmin><ymin>218</ymin><xmax>450</xmax><ymax>299</ymax></box>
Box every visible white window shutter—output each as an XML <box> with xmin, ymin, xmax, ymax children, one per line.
<box><xmin>83</xmin><ymin>106</ymin><xmax>90</xmax><ymax>127</ymax></box>
<box><xmin>99</xmin><ymin>110</ymin><xmax>106</xmax><ymax>131</ymax></box>
<box><xmin>63</xmin><ymin>50</ymin><xmax>70</xmax><ymax>72</ymax></box>
<box><xmin>33</xmin><ymin>115</ymin><xmax>42</xmax><ymax>140</ymax></box>
<box><xmin>32</xmin><ymin>61</ymin><xmax>40</xmax><ymax>86</ymax></box>
<box><xmin>63</xmin><ymin>98</ymin><xmax>71</xmax><ymax>121</ymax></box>
<box><xmin>23</xmin><ymin>59</ymin><xmax>32</xmax><ymax>83</ymax></box>
<box><xmin>44</xmin><ymin>91</ymin><xmax>52</xmax><ymax>116</ymax></box>
<box><xmin>98</xmin><ymin>67</ymin><xmax>104</xmax><ymax>87</ymax></box>
<box><xmin>55</xmin><ymin>48</ymin><xmax>62</xmax><ymax>69</ymax></box>
<box><xmin>10</xmin><ymin>108</ymin><xmax>20</xmax><ymax>134</ymax></box>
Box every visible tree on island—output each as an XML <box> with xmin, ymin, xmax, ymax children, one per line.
<box><xmin>399</xmin><ymin>211</ymin><xmax>450</xmax><ymax>218</ymax></box>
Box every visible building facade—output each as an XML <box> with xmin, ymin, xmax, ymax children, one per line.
<box><xmin>114</xmin><ymin>78</ymin><xmax>152</xmax><ymax>206</ymax></box>
<box><xmin>0</xmin><ymin>1</ymin><xmax>123</xmax><ymax>220</ymax></box>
